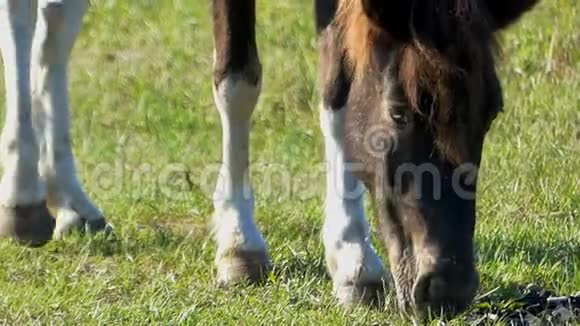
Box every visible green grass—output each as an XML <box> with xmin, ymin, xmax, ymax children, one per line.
<box><xmin>0</xmin><ymin>0</ymin><xmax>578</xmax><ymax>324</ymax></box>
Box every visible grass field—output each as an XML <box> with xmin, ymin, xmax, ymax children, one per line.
<box><xmin>0</xmin><ymin>0</ymin><xmax>578</xmax><ymax>324</ymax></box>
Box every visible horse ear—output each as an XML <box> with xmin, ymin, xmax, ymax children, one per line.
<box><xmin>359</xmin><ymin>1</ymin><xmax>466</xmax><ymax>49</ymax></box>
<box><xmin>360</xmin><ymin>0</ymin><xmax>413</xmax><ymax>40</ymax></box>
<box><xmin>484</xmin><ymin>0</ymin><xmax>539</xmax><ymax>30</ymax></box>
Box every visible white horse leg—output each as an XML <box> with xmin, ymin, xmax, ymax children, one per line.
<box><xmin>212</xmin><ymin>71</ymin><xmax>270</xmax><ymax>285</ymax></box>
<box><xmin>31</xmin><ymin>0</ymin><xmax>109</xmax><ymax>237</ymax></box>
<box><xmin>0</xmin><ymin>0</ymin><xmax>55</xmax><ymax>246</ymax></box>
<box><xmin>321</xmin><ymin>107</ymin><xmax>388</xmax><ymax>305</ymax></box>
<box><xmin>211</xmin><ymin>1</ymin><xmax>269</xmax><ymax>285</ymax></box>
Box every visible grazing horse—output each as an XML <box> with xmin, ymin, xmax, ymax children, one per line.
<box><xmin>211</xmin><ymin>0</ymin><xmax>537</xmax><ymax>317</ymax></box>
<box><xmin>0</xmin><ymin>0</ymin><xmax>538</xmax><ymax>318</ymax></box>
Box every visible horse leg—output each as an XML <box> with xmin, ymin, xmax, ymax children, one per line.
<box><xmin>211</xmin><ymin>0</ymin><xmax>269</xmax><ymax>285</ymax></box>
<box><xmin>0</xmin><ymin>0</ymin><xmax>55</xmax><ymax>246</ymax></box>
<box><xmin>316</xmin><ymin>0</ymin><xmax>388</xmax><ymax>305</ymax></box>
<box><xmin>31</xmin><ymin>0</ymin><xmax>109</xmax><ymax>238</ymax></box>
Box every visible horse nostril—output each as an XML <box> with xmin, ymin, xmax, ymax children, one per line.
<box><xmin>412</xmin><ymin>272</ymin><xmax>475</xmax><ymax>317</ymax></box>
<box><xmin>413</xmin><ymin>273</ymin><xmax>442</xmax><ymax>308</ymax></box>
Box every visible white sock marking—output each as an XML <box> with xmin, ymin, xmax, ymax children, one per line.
<box><xmin>213</xmin><ymin>74</ymin><xmax>267</xmax><ymax>258</ymax></box>
<box><xmin>30</xmin><ymin>0</ymin><xmax>102</xmax><ymax>222</ymax></box>
<box><xmin>0</xmin><ymin>0</ymin><xmax>45</xmax><ymax>207</ymax></box>
<box><xmin>321</xmin><ymin>107</ymin><xmax>387</xmax><ymax>289</ymax></box>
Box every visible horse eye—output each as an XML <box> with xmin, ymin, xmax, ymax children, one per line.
<box><xmin>390</xmin><ymin>110</ymin><xmax>408</xmax><ymax>126</ymax></box>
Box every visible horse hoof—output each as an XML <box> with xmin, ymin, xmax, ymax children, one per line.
<box><xmin>0</xmin><ymin>202</ymin><xmax>55</xmax><ymax>247</ymax></box>
<box><xmin>54</xmin><ymin>211</ymin><xmax>113</xmax><ymax>239</ymax></box>
<box><xmin>216</xmin><ymin>250</ymin><xmax>271</xmax><ymax>286</ymax></box>
<box><xmin>334</xmin><ymin>281</ymin><xmax>387</xmax><ymax>307</ymax></box>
